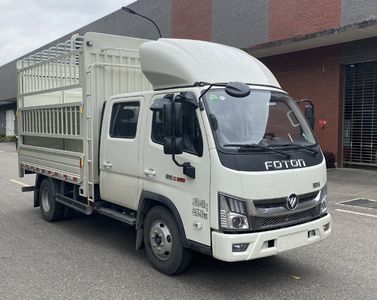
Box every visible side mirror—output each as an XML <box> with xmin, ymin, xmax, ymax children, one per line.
<box><xmin>304</xmin><ymin>105</ymin><xmax>315</xmax><ymax>130</ymax></box>
<box><xmin>150</xmin><ymin>94</ymin><xmax>196</xmax><ymax>179</ymax></box>
<box><xmin>163</xmin><ymin>137</ymin><xmax>183</xmax><ymax>155</ymax></box>
<box><xmin>150</xmin><ymin>97</ymin><xmax>171</xmax><ymax>112</ymax></box>
<box><xmin>162</xmin><ymin>102</ymin><xmax>183</xmax><ymax>155</ymax></box>
<box><xmin>175</xmin><ymin>92</ymin><xmax>198</xmax><ymax>109</ymax></box>
<box><xmin>163</xmin><ymin>102</ymin><xmax>182</xmax><ymax>137</ymax></box>
<box><xmin>225</xmin><ymin>82</ymin><xmax>251</xmax><ymax>98</ymax></box>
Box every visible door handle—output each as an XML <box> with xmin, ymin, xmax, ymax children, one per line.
<box><xmin>144</xmin><ymin>168</ymin><xmax>156</xmax><ymax>177</ymax></box>
<box><xmin>103</xmin><ymin>161</ymin><xmax>112</xmax><ymax>169</ymax></box>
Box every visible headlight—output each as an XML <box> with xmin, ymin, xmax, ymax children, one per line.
<box><xmin>320</xmin><ymin>184</ymin><xmax>328</xmax><ymax>214</ymax></box>
<box><xmin>219</xmin><ymin>193</ymin><xmax>250</xmax><ymax>230</ymax></box>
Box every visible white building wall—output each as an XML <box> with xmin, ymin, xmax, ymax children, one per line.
<box><xmin>5</xmin><ymin>109</ymin><xmax>15</xmax><ymax>136</ymax></box>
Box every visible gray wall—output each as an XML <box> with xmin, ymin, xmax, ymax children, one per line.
<box><xmin>342</xmin><ymin>0</ymin><xmax>377</xmax><ymax>25</ymax></box>
<box><xmin>212</xmin><ymin>0</ymin><xmax>268</xmax><ymax>48</ymax></box>
<box><xmin>0</xmin><ymin>61</ymin><xmax>17</xmax><ymax>103</ymax></box>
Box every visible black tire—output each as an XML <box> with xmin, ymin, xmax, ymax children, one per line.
<box><xmin>39</xmin><ymin>178</ymin><xmax>65</xmax><ymax>222</ymax></box>
<box><xmin>143</xmin><ymin>206</ymin><xmax>192</xmax><ymax>275</ymax></box>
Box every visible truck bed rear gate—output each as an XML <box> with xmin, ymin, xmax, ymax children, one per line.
<box><xmin>17</xmin><ymin>33</ymin><xmax>152</xmax><ymax>204</ymax></box>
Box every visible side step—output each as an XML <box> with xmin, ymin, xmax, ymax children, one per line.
<box><xmin>96</xmin><ymin>207</ymin><xmax>136</xmax><ymax>226</ymax></box>
<box><xmin>55</xmin><ymin>193</ymin><xmax>93</xmax><ymax>215</ymax></box>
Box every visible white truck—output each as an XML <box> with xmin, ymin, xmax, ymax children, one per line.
<box><xmin>17</xmin><ymin>32</ymin><xmax>331</xmax><ymax>275</ymax></box>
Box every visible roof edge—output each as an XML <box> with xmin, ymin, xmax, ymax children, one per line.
<box><xmin>246</xmin><ymin>19</ymin><xmax>377</xmax><ymax>58</ymax></box>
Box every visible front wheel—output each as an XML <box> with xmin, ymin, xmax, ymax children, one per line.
<box><xmin>143</xmin><ymin>206</ymin><xmax>192</xmax><ymax>275</ymax></box>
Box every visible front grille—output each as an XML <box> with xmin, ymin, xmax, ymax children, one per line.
<box><xmin>253</xmin><ymin>191</ymin><xmax>319</xmax><ymax>209</ymax></box>
<box><xmin>251</xmin><ymin>206</ymin><xmax>319</xmax><ymax>231</ymax></box>
<box><xmin>259</xmin><ymin>210</ymin><xmax>313</xmax><ymax>227</ymax></box>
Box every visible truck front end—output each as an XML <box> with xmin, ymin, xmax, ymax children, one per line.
<box><xmin>202</xmin><ymin>86</ymin><xmax>331</xmax><ymax>261</ymax></box>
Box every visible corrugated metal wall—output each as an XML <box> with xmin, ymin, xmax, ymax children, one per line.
<box><xmin>343</xmin><ymin>61</ymin><xmax>377</xmax><ymax>166</ymax></box>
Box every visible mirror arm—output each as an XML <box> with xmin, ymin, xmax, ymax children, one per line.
<box><xmin>172</xmin><ymin>154</ymin><xmax>196</xmax><ymax>179</ymax></box>
<box><xmin>198</xmin><ymin>83</ymin><xmax>213</xmax><ymax>111</ymax></box>
<box><xmin>172</xmin><ymin>153</ymin><xmax>183</xmax><ymax>167</ymax></box>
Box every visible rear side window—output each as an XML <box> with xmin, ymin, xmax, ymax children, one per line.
<box><xmin>110</xmin><ymin>102</ymin><xmax>140</xmax><ymax>139</ymax></box>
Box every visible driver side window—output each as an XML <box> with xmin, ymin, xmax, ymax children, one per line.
<box><xmin>151</xmin><ymin>97</ymin><xmax>203</xmax><ymax>157</ymax></box>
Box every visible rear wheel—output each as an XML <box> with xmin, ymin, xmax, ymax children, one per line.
<box><xmin>143</xmin><ymin>206</ymin><xmax>192</xmax><ymax>275</ymax></box>
<box><xmin>39</xmin><ymin>178</ymin><xmax>65</xmax><ymax>222</ymax></box>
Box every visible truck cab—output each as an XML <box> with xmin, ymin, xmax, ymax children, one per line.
<box><xmin>98</xmin><ymin>39</ymin><xmax>331</xmax><ymax>271</ymax></box>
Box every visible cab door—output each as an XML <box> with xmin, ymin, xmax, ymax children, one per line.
<box><xmin>142</xmin><ymin>93</ymin><xmax>211</xmax><ymax>246</ymax></box>
<box><xmin>100</xmin><ymin>97</ymin><xmax>144</xmax><ymax>209</ymax></box>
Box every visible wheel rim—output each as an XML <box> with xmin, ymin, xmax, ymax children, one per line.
<box><xmin>41</xmin><ymin>187</ymin><xmax>50</xmax><ymax>213</ymax></box>
<box><xmin>149</xmin><ymin>219</ymin><xmax>173</xmax><ymax>261</ymax></box>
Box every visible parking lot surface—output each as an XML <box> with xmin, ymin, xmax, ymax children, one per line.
<box><xmin>0</xmin><ymin>142</ymin><xmax>376</xmax><ymax>299</ymax></box>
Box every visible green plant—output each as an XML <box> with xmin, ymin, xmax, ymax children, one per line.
<box><xmin>0</xmin><ymin>135</ymin><xmax>16</xmax><ymax>143</ymax></box>
<box><xmin>5</xmin><ymin>135</ymin><xmax>16</xmax><ymax>142</ymax></box>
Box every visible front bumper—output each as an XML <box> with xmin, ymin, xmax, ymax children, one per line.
<box><xmin>212</xmin><ymin>213</ymin><xmax>331</xmax><ymax>262</ymax></box>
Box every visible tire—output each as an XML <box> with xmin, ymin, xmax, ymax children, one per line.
<box><xmin>143</xmin><ymin>206</ymin><xmax>192</xmax><ymax>275</ymax></box>
<box><xmin>39</xmin><ymin>178</ymin><xmax>65</xmax><ymax>222</ymax></box>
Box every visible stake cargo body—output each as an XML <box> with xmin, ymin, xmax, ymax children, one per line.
<box><xmin>17</xmin><ymin>33</ymin><xmax>151</xmax><ymax>201</ymax></box>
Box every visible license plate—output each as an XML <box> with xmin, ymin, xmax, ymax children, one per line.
<box><xmin>277</xmin><ymin>231</ymin><xmax>307</xmax><ymax>251</ymax></box>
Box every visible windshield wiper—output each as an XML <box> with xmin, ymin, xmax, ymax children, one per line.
<box><xmin>270</xmin><ymin>143</ymin><xmax>318</xmax><ymax>155</ymax></box>
<box><xmin>224</xmin><ymin>143</ymin><xmax>291</xmax><ymax>159</ymax></box>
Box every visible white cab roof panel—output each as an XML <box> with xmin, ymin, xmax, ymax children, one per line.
<box><xmin>139</xmin><ymin>39</ymin><xmax>281</xmax><ymax>90</ymax></box>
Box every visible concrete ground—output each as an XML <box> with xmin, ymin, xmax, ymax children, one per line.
<box><xmin>0</xmin><ymin>142</ymin><xmax>376</xmax><ymax>299</ymax></box>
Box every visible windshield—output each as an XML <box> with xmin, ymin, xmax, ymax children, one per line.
<box><xmin>203</xmin><ymin>89</ymin><xmax>316</xmax><ymax>152</ymax></box>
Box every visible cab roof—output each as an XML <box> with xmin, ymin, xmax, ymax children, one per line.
<box><xmin>139</xmin><ymin>38</ymin><xmax>281</xmax><ymax>91</ymax></box>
